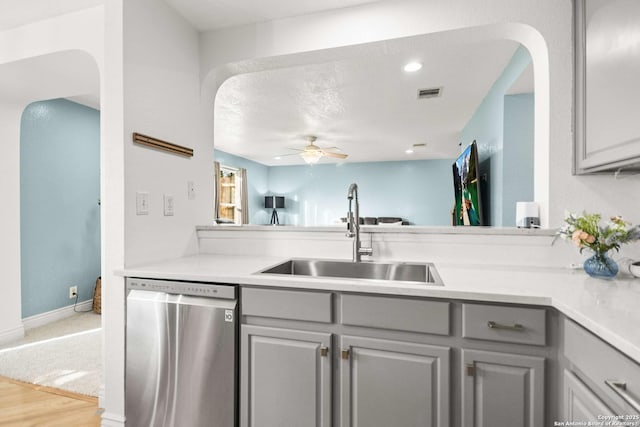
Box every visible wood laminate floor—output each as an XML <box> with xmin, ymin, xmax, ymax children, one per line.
<box><xmin>0</xmin><ymin>376</ymin><xmax>101</xmax><ymax>426</ymax></box>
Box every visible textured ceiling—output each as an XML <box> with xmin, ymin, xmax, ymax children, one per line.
<box><xmin>214</xmin><ymin>34</ymin><xmax>531</xmax><ymax>166</ymax></box>
<box><xmin>1</xmin><ymin>1</ymin><xmax>533</xmax><ymax>156</ymax></box>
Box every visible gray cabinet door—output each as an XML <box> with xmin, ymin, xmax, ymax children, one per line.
<box><xmin>563</xmin><ymin>369</ymin><xmax>615</xmax><ymax>422</ymax></box>
<box><xmin>339</xmin><ymin>335</ymin><xmax>450</xmax><ymax>427</ymax></box>
<box><xmin>462</xmin><ymin>349</ymin><xmax>544</xmax><ymax>427</ymax></box>
<box><xmin>574</xmin><ymin>0</ymin><xmax>640</xmax><ymax>173</ymax></box>
<box><xmin>240</xmin><ymin>325</ymin><xmax>332</xmax><ymax>427</ymax></box>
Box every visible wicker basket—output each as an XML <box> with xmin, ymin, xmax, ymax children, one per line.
<box><xmin>93</xmin><ymin>277</ymin><xmax>102</xmax><ymax>314</ymax></box>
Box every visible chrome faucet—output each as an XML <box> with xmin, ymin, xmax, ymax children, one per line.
<box><xmin>346</xmin><ymin>183</ymin><xmax>373</xmax><ymax>262</ymax></box>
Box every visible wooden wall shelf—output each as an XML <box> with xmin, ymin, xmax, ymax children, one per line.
<box><xmin>132</xmin><ymin>132</ymin><xmax>193</xmax><ymax>157</ymax></box>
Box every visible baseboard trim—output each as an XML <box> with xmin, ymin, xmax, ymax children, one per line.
<box><xmin>98</xmin><ymin>384</ymin><xmax>105</xmax><ymax>408</ymax></box>
<box><xmin>22</xmin><ymin>300</ymin><xmax>94</xmax><ymax>330</ymax></box>
<box><xmin>100</xmin><ymin>411</ymin><xmax>126</xmax><ymax>426</ymax></box>
<box><xmin>0</xmin><ymin>324</ymin><xmax>25</xmax><ymax>345</ymax></box>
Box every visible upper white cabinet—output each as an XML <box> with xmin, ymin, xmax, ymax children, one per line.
<box><xmin>574</xmin><ymin>0</ymin><xmax>640</xmax><ymax>173</ymax></box>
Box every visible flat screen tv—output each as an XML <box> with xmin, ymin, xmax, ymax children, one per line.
<box><xmin>452</xmin><ymin>141</ymin><xmax>483</xmax><ymax>226</ymax></box>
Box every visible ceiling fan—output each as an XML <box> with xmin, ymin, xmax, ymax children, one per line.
<box><xmin>280</xmin><ymin>135</ymin><xmax>348</xmax><ymax>164</ymax></box>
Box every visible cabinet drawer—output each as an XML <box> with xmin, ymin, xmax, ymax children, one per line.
<box><xmin>564</xmin><ymin>319</ymin><xmax>640</xmax><ymax>414</ymax></box>
<box><xmin>462</xmin><ymin>303</ymin><xmax>546</xmax><ymax>346</ymax></box>
<box><xmin>340</xmin><ymin>294</ymin><xmax>450</xmax><ymax>335</ymax></box>
<box><xmin>241</xmin><ymin>287</ymin><xmax>332</xmax><ymax>323</ymax></box>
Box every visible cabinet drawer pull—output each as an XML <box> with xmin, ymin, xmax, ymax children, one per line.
<box><xmin>319</xmin><ymin>346</ymin><xmax>329</xmax><ymax>357</ymax></box>
<box><xmin>604</xmin><ymin>380</ymin><xmax>640</xmax><ymax>413</ymax></box>
<box><xmin>341</xmin><ymin>349</ymin><xmax>350</xmax><ymax>360</ymax></box>
<box><xmin>487</xmin><ymin>321</ymin><xmax>524</xmax><ymax>331</ymax></box>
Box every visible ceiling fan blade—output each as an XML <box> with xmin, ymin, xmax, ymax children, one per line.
<box><xmin>286</xmin><ymin>147</ymin><xmax>306</xmax><ymax>152</ymax></box>
<box><xmin>275</xmin><ymin>153</ymin><xmax>301</xmax><ymax>157</ymax></box>
<box><xmin>322</xmin><ymin>151</ymin><xmax>348</xmax><ymax>159</ymax></box>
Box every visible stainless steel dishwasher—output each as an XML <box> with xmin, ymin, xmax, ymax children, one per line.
<box><xmin>125</xmin><ymin>278</ymin><xmax>237</xmax><ymax>427</ymax></box>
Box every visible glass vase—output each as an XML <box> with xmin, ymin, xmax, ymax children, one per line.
<box><xmin>583</xmin><ymin>250</ymin><xmax>618</xmax><ymax>279</ymax></box>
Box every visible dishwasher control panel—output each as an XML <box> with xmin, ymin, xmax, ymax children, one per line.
<box><xmin>126</xmin><ymin>278</ymin><xmax>236</xmax><ymax>299</ymax></box>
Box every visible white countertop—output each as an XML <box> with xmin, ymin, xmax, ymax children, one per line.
<box><xmin>121</xmin><ymin>254</ymin><xmax>640</xmax><ymax>364</ymax></box>
<box><xmin>196</xmin><ymin>224</ymin><xmax>556</xmax><ymax>236</ymax></box>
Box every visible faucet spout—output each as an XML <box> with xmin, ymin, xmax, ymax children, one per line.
<box><xmin>347</xmin><ymin>183</ymin><xmax>358</xmax><ymax>200</ymax></box>
<box><xmin>346</xmin><ymin>183</ymin><xmax>372</xmax><ymax>262</ymax></box>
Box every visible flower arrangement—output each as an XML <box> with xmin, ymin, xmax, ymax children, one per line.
<box><xmin>556</xmin><ymin>211</ymin><xmax>640</xmax><ymax>253</ymax></box>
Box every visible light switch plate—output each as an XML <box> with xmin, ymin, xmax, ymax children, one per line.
<box><xmin>164</xmin><ymin>194</ymin><xmax>174</xmax><ymax>216</ymax></box>
<box><xmin>136</xmin><ymin>192</ymin><xmax>149</xmax><ymax>215</ymax></box>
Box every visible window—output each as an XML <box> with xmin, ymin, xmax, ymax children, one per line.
<box><xmin>217</xmin><ymin>165</ymin><xmax>241</xmax><ymax>224</ymax></box>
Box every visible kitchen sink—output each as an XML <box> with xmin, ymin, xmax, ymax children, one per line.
<box><xmin>258</xmin><ymin>258</ymin><xmax>443</xmax><ymax>285</ymax></box>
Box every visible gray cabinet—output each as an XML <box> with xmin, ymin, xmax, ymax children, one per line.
<box><xmin>240</xmin><ymin>287</ymin><xmax>559</xmax><ymax>426</ymax></box>
<box><xmin>574</xmin><ymin>0</ymin><xmax>640</xmax><ymax>173</ymax></box>
<box><xmin>563</xmin><ymin>319</ymin><xmax>640</xmax><ymax>417</ymax></box>
<box><xmin>240</xmin><ymin>325</ymin><xmax>332</xmax><ymax>427</ymax></box>
<box><xmin>462</xmin><ymin>303</ymin><xmax>546</xmax><ymax>346</ymax></box>
<box><xmin>564</xmin><ymin>369</ymin><xmax>615</xmax><ymax>422</ymax></box>
<box><xmin>240</xmin><ymin>289</ymin><xmax>452</xmax><ymax>426</ymax></box>
<box><xmin>461</xmin><ymin>303</ymin><xmax>547</xmax><ymax>426</ymax></box>
<box><xmin>339</xmin><ymin>335</ymin><xmax>450</xmax><ymax>427</ymax></box>
<box><xmin>340</xmin><ymin>294</ymin><xmax>450</xmax><ymax>335</ymax></box>
<box><xmin>462</xmin><ymin>348</ymin><xmax>545</xmax><ymax>427</ymax></box>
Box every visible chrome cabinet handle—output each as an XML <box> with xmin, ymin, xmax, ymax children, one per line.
<box><xmin>487</xmin><ymin>321</ymin><xmax>524</xmax><ymax>331</ymax></box>
<box><xmin>604</xmin><ymin>380</ymin><xmax>640</xmax><ymax>413</ymax></box>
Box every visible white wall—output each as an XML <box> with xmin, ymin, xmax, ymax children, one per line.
<box><xmin>197</xmin><ymin>227</ymin><xmax>640</xmax><ymax>269</ymax></box>
<box><xmin>102</xmin><ymin>1</ymin><xmax>126</xmax><ymax>423</ymax></box>
<box><xmin>0</xmin><ymin>103</ymin><xmax>26</xmax><ymax>343</ymax></box>
<box><xmin>199</xmin><ymin>0</ymin><xmax>640</xmax><ymax>228</ymax></box>
<box><xmin>0</xmin><ymin>6</ymin><xmax>125</xmax><ymax>423</ymax></box>
<box><xmin>98</xmin><ymin>0</ymin><xmax>216</xmax><ymax>423</ymax></box>
<box><xmin>0</xmin><ymin>7</ymin><xmax>105</xmax><ymax>344</ymax></box>
<box><xmin>123</xmin><ymin>0</ymin><xmax>212</xmax><ymax>266</ymax></box>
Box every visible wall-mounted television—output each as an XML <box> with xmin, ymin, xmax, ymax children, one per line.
<box><xmin>452</xmin><ymin>141</ymin><xmax>483</xmax><ymax>226</ymax></box>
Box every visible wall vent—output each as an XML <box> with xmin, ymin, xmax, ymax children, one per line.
<box><xmin>417</xmin><ymin>87</ymin><xmax>442</xmax><ymax>99</ymax></box>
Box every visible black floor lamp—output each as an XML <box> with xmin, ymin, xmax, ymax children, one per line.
<box><xmin>265</xmin><ymin>196</ymin><xmax>285</xmax><ymax>225</ymax></box>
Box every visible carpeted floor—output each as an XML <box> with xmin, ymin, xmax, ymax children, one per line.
<box><xmin>0</xmin><ymin>312</ymin><xmax>101</xmax><ymax>397</ymax></box>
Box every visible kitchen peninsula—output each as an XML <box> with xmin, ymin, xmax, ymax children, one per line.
<box><xmin>122</xmin><ymin>225</ymin><xmax>640</xmax><ymax>426</ymax></box>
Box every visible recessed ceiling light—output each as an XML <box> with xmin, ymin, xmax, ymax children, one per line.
<box><xmin>274</xmin><ymin>156</ymin><xmax>282</xmax><ymax>160</ymax></box>
<box><xmin>403</xmin><ymin>61</ymin><xmax>423</xmax><ymax>72</ymax></box>
<box><xmin>405</xmin><ymin>149</ymin><xmax>414</xmax><ymax>154</ymax></box>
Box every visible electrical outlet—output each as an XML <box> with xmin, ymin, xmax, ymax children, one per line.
<box><xmin>69</xmin><ymin>286</ymin><xmax>78</xmax><ymax>299</ymax></box>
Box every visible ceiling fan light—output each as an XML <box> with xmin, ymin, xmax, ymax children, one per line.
<box><xmin>300</xmin><ymin>151</ymin><xmax>322</xmax><ymax>164</ymax></box>
<box><xmin>403</xmin><ymin>61</ymin><xmax>423</xmax><ymax>72</ymax></box>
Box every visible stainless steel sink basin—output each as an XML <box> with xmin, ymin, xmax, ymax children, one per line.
<box><xmin>258</xmin><ymin>259</ymin><xmax>443</xmax><ymax>285</ymax></box>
